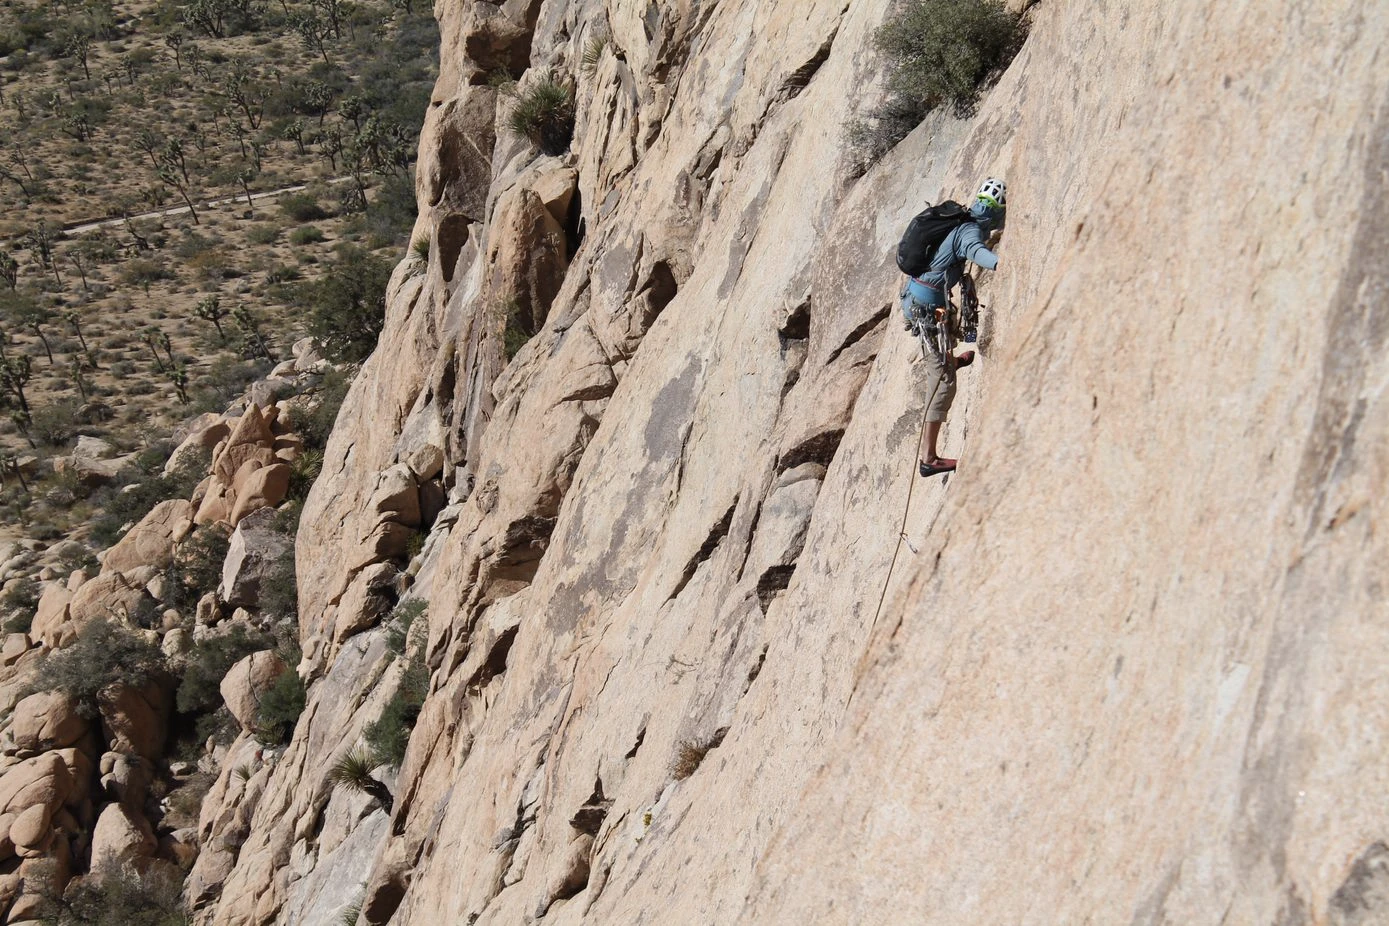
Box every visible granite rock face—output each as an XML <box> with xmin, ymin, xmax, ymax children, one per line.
<box><xmin>201</xmin><ymin>0</ymin><xmax>1389</xmax><ymax>924</ymax></box>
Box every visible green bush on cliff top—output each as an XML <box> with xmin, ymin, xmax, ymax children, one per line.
<box><xmin>850</xmin><ymin>0</ymin><xmax>1026</xmax><ymax>165</ymax></box>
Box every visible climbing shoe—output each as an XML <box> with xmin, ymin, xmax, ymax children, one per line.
<box><xmin>954</xmin><ymin>351</ymin><xmax>975</xmax><ymax>369</ymax></box>
<box><xmin>919</xmin><ymin>457</ymin><xmax>957</xmax><ymax>478</ymax></box>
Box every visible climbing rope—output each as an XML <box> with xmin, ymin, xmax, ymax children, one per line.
<box><xmin>865</xmin><ymin>298</ymin><xmax>956</xmax><ymax>637</ymax></box>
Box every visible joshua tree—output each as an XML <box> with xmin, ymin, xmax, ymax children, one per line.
<box><xmin>164</xmin><ymin>30</ymin><xmax>186</xmax><ymax>71</ymax></box>
<box><xmin>65</xmin><ymin>33</ymin><xmax>94</xmax><ymax>81</ymax></box>
<box><xmin>11</xmin><ymin>297</ymin><xmax>55</xmax><ymax>364</ymax></box>
<box><xmin>70</xmin><ymin>359</ymin><xmax>91</xmax><ymax>400</ymax></box>
<box><xmin>134</xmin><ymin>128</ymin><xmax>162</xmax><ymax>169</ymax></box>
<box><xmin>7</xmin><ymin>411</ymin><xmax>33</xmax><ymax>450</ymax></box>
<box><xmin>193</xmin><ymin>295</ymin><xmax>229</xmax><ymax>339</ymax></box>
<box><xmin>162</xmin><ymin>137</ymin><xmax>190</xmax><ymax>186</ymax></box>
<box><xmin>0</xmin><ymin>356</ymin><xmax>33</xmax><ymax>416</ymax></box>
<box><xmin>140</xmin><ymin>328</ymin><xmax>168</xmax><ymax>373</ymax></box>
<box><xmin>168</xmin><ymin>363</ymin><xmax>189</xmax><ymax>404</ymax></box>
<box><xmin>225</xmin><ymin>60</ymin><xmax>267</xmax><ymax>130</ymax></box>
<box><xmin>24</xmin><ymin>224</ymin><xmax>61</xmax><ymax>286</ymax></box>
<box><xmin>0</xmin><ymin>253</ymin><xmax>16</xmax><ymax>291</ymax></box>
<box><xmin>232</xmin><ymin>305</ymin><xmax>273</xmax><ymax>361</ymax></box>
<box><xmin>63</xmin><ymin>311</ymin><xmax>98</xmax><ymax>368</ymax></box>
<box><xmin>0</xmin><ymin>452</ymin><xmax>30</xmax><ymax>494</ymax></box>
<box><xmin>283</xmin><ymin>117</ymin><xmax>306</xmax><ymax>155</ymax></box>
<box><xmin>156</xmin><ymin>164</ymin><xmax>199</xmax><ymax>224</ymax></box>
<box><xmin>237</xmin><ymin>165</ymin><xmax>258</xmax><ymax>209</ymax></box>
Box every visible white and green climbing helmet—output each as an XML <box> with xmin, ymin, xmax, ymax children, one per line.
<box><xmin>976</xmin><ymin>177</ymin><xmax>1006</xmax><ymax>209</ymax></box>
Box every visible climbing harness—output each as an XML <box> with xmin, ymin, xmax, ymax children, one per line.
<box><xmin>960</xmin><ymin>272</ymin><xmax>981</xmax><ymax>344</ymax></box>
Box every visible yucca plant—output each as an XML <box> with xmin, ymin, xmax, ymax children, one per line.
<box><xmin>329</xmin><ymin>746</ymin><xmax>395</xmax><ymax>811</ymax></box>
<box><xmin>506</xmin><ymin>76</ymin><xmax>575</xmax><ymax>156</ymax></box>
<box><xmin>410</xmin><ymin>235</ymin><xmax>430</xmax><ymax>262</ymax></box>
<box><xmin>581</xmin><ymin>34</ymin><xmax>609</xmax><ymax>73</ymax></box>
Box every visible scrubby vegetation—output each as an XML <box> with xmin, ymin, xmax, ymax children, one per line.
<box><xmin>504</xmin><ymin>75</ymin><xmax>576</xmax><ymax>156</ymax></box>
<box><xmin>38</xmin><ymin>618</ymin><xmax>168</xmax><ymax>716</ymax></box>
<box><xmin>255</xmin><ymin>658</ymin><xmax>306</xmax><ymax>744</ymax></box>
<box><xmin>0</xmin><ymin>0</ymin><xmax>439</xmax><ymax>535</ymax></box>
<box><xmin>39</xmin><ymin>861</ymin><xmax>190</xmax><ymax>926</ymax></box>
<box><xmin>365</xmin><ymin>599</ymin><xmax>427</xmax><ymax>766</ymax></box>
<box><xmin>849</xmin><ymin>0</ymin><xmax>1027</xmax><ymax>166</ymax></box>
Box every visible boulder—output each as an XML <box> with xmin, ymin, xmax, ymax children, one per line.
<box><xmin>10</xmin><ymin>693</ymin><xmax>86</xmax><ymax>753</ymax></box>
<box><xmin>8</xmin><ymin>804</ymin><xmax>50</xmax><ymax>857</ymax></box>
<box><xmin>219</xmin><ymin>510</ymin><xmax>292</xmax><ymax>610</ymax></box>
<box><xmin>247</xmin><ymin>378</ymin><xmax>294</xmax><ymax>409</ymax></box>
<box><xmin>0</xmin><ymin>752</ymin><xmax>75</xmax><ymax>816</ymax></box>
<box><xmin>194</xmin><ymin>478</ymin><xmax>235</xmax><ymax>526</ymax></box>
<box><xmin>90</xmin><ymin>803</ymin><xmax>156</xmax><ymax>873</ymax></box>
<box><xmin>160</xmin><ymin>828</ymin><xmax>199</xmax><ymax>868</ymax></box>
<box><xmin>220</xmin><ymin>651</ymin><xmax>288</xmax><ymax>730</ymax></box>
<box><xmin>331</xmin><ymin>563</ymin><xmax>397</xmax><ymax>644</ymax></box>
<box><xmin>71</xmin><ymin>436</ymin><xmax>115</xmax><ymax>461</ymax></box>
<box><xmin>196</xmin><ymin>593</ymin><xmax>222</xmax><ymax>628</ymax></box>
<box><xmin>162</xmin><ymin>627</ymin><xmax>192</xmax><ymax>663</ymax></box>
<box><xmin>228</xmin><ymin>464</ymin><xmax>292</xmax><ymax>525</ymax></box>
<box><xmin>269</xmin><ymin>360</ymin><xmax>298</xmax><ymax>379</ymax></box>
<box><xmin>102</xmin><ymin>499</ymin><xmax>194</xmax><ymax>574</ymax></box>
<box><xmin>291</xmin><ymin>338</ymin><xmax>326</xmax><ymax>371</ymax></box>
<box><xmin>98</xmin><ymin>681</ymin><xmax>170</xmax><ymax>760</ymax></box>
<box><xmin>99</xmin><ymin>753</ymin><xmax>154</xmax><ymax>807</ymax></box>
<box><xmin>211</xmin><ymin>404</ymin><xmax>276</xmax><ymax>485</ymax></box>
<box><xmin>67</xmin><ymin>572</ymin><xmax>150</xmax><ymax>628</ymax></box>
<box><xmin>27</xmin><ymin>584</ymin><xmax>70</xmax><ymax>650</ymax></box>
<box><xmin>369</xmin><ymin>465</ymin><xmax>422</xmax><ymax>529</ymax></box>
<box><xmin>65</xmin><ymin>570</ymin><xmax>88</xmax><ymax>593</ymax></box>
<box><xmin>1</xmin><ymin>633</ymin><xmax>28</xmax><ymax>667</ymax></box>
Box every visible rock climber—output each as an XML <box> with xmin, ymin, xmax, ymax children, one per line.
<box><xmin>900</xmin><ymin>177</ymin><xmax>1006</xmax><ymax>477</ymax></box>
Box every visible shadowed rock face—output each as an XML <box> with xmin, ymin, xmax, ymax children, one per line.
<box><xmin>202</xmin><ymin>0</ymin><xmax>1389</xmax><ymax>924</ymax></box>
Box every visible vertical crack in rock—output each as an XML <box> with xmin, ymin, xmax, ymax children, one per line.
<box><xmin>668</xmin><ymin>498</ymin><xmax>740</xmax><ymax>601</ymax></box>
<box><xmin>774</xmin><ymin>28</ymin><xmax>838</xmax><ymax>104</ymax></box>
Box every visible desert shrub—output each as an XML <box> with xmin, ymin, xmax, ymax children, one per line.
<box><xmin>363</xmin><ymin>170</ymin><xmax>418</xmax><ymax>249</ymax></box>
<box><xmin>289</xmin><ymin>226</ymin><xmax>325</xmax><ymax>246</ymax></box>
<box><xmin>279</xmin><ymin>192</ymin><xmax>328</xmax><ymax>222</ymax></box>
<box><xmin>506</xmin><ymin>76</ymin><xmax>575</xmax><ymax>156</ymax></box>
<box><xmin>264</xmin><ymin>264</ymin><xmax>301</xmax><ymax>285</ymax></box>
<box><xmin>363</xmin><ymin>650</ymin><xmax>426</xmax><ymax>767</ymax></box>
<box><xmin>190</xmin><ymin>355</ymin><xmax>261</xmax><ymax>412</ymax></box>
<box><xmin>295</xmin><ymin>246</ymin><xmax>391</xmax><ymax>362</ymax></box>
<box><xmin>256</xmin><ymin>665</ymin><xmax>305</xmax><ymax>744</ymax></box>
<box><xmin>292</xmin><ymin>367</ymin><xmax>350</xmax><ymax>450</ymax></box>
<box><xmin>850</xmin><ymin>0</ymin><xmax>1026</xmax><ymax>165</ymax></box>
<box><xmin>247</xmin><ymin>224</ymin><xmax>281</xmax><ymax>245</ymax></box>
<box><xmin>1</xmin><ymin>576</ymin><xmax>40</xmax><ymax>633</ymax></box>
<box><xmin>42</xmin><ymin>861</ymin><xmax>190</xmax><ymax>926</ymax></box>
<box><xmin>169</xmin><ymin>524</ymin><xmax>231</xmax><ymax>606</ymax></box>
<box><xmin>162</xmin><ymin>769</ymin><xmax>215</xmax><ymax>831</ymax></box>
<box><xmin>176</xmin><ymin>624</ymin><xmax>269</xmax><ymax>714</ymax></box>
<box><xmin>258</xmin><ymin>547</ymin><xmax>298</xmax><ymax>620</ymax></box>
<box><xmin>384</xmin><ymin>599</ymin><xmax>426</xmax><ymax>657</ymax></box>
<box><xmin>28</xmin><ymin>399</ymin><xmax>82</xmax><ymax>447</ymax></box>
<box><xmin>38</xmin><ymin>619</ymin><xmax>168</xmax><ymax>717</ymax></box>
<box><xmin>88</xmin><ymin>447</ymin><xmax>209</xmax><ymax>548</ymax></box>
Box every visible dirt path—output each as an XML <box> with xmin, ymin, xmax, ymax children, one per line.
<box><xmin>63</xmin><ymin>176</ymin><xmax>352</xmax><ymax>236</ymax></box>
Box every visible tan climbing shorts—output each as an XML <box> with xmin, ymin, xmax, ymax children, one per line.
<box><xmin>923</xmin><ymin>351</ymin><xmax>956</xmax><ymax>423</ymax></box>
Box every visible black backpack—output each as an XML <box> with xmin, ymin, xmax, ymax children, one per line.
<box><xmin>895</xmin><ymin>200</ymin><xmax>974</xmax><ymax>277</ymax></box>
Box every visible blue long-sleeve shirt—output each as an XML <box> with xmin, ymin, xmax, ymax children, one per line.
<box><xmin>904</xmin><ymin>200</ymin><xmax>1000</xmax><ymax>307</ymax></box>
